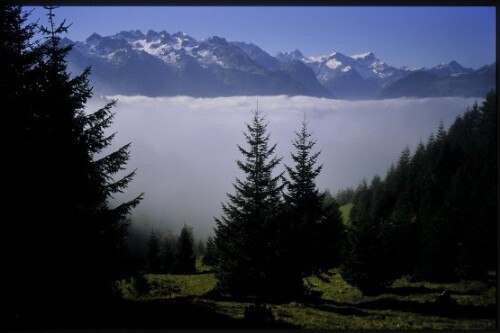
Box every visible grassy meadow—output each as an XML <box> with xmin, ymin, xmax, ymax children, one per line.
<box><xmin>115</xmin><ymin>259</ymin><xmax>496</xmax><ymax>329</ymax></box>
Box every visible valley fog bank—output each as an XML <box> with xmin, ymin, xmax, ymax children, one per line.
<box><xmin>88</xmin><ymin>95</ymin><xmax>478</xmax><ymax>239</ymax></box>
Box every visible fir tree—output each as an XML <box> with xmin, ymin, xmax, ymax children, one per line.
<box><xmin>161</xmin><ymin>236</ymin><xmax>175</xmax><ymax>273</ymax></box>
<box><xmin>146</xmin><ymin>230</ymin><xmax>162</xmax><ymax>273</ymax></box>
<box><xmin>1</xmin><ymin>5</ymin><xmax>46</xmax><ymax>321</ymax></box>
<box><xmin>282</xmin><ymin>117</ymin><xmax>344</xmax><ymax>295</ymax></box>
<box><xmin>172</xmin><ymin>224</ymin><xmax>196</xmax><ymax>274</ymax></box>
<box><xmin>335</xmin><ymin>187</ymin><xmax>355</xmax><ymax>206</ymax></box>
<box><xmin>214</xmin><ymin>109</ymin><xmax>283</xmax><ymax>297</ymax></box>
<box><xmin>1</xmin><ymin>6</ymin><xmax>142</xmax><ymax>323</ymax></box>
<box><xmin>202</xmin><ymin>236</ymin><xmax>218</xmax><ymax>266</ymax></box>
<box><xmin>341</xmin><ymin>178</ymin><xmax>392</xmax><ymax>294</ymax></box>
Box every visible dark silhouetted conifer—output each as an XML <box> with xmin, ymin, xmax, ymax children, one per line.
<box><xmin>281</xmin><ymin>117</ymin><xmax>345</xmax><ymax>297</ymax></box>
<box><xmin>161</xmin><ymin>236</ymin><xmax>175</xmax><ymax>273</ymax></box>
<box><xmin>202</xmin><ymin>236</ymin><xmax>218</xmax><ymax>266</ymax></box>
<box><xmin>146</xmin><ymin>230</ymin><xmax>162</xmax><ymax>273</ymax></box>
<box><xmin>214</xmin><ymin>109</ymin><xmax>283</xmax><ymax>297</ymax></box>
<box><xmin>1</xmin><ymin>6</ymin><xmax>142</xmax><ymax>324</ymax></box>
<box><xmin>172</xmin><ymin>224</ymin><xmax>196</xmax><ymax>274</ymax></box>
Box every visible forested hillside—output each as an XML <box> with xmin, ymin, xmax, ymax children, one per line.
<box><xmin>342</xmin><ymin>92</ymin><xmax>497</xmax><ymax>293</ymax></box>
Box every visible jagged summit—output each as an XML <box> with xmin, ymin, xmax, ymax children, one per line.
<box><xmin>66</xmin><ymin>29</ymin><xmax>494</xmax><ymax>99</ymax></box>
<box><xmin>352</xmin><ymin>51</ymin><xmax>375</xmax><ymax>60</ymax></box>
<box><xmin>86</xmin><ymin>32</ymin><xmax>103</xmax><ymax>45</ymax></box>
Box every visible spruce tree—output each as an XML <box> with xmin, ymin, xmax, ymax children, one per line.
<box><xmin>214</xmin><ymin>109</ymin><xmax>283</xmax><ymax>297</ymax></box>
<box><xmin>1</xmin><ymin>5</ymin><xmax>45</xmax><ymax>322</ymax></box>
<box><xmin>202</xmin><ymin>236</ymin><xmax>218</xmax><ymax>266</ymax></box>
<box><xmin>282</xmin><ymin>117</ymin><xmax>344</xmax><ymax>295</ymax></box>
<box><xmin>37</xmin><ymin>5</ymin><xmax>143</xmax><ymax>302</ymax></box>
<box><xmin>161</xmin><ymin>236</ymin><xmax>175</xmax><ymax>273</ymax></box>
<box><xmin>341</xmin><ymin>178</ymin><xmax>392</xmax><ymax>294</ymax></box>
<box><xmin>1</xmin><ymin>6</ymin><xmax>142</xmax><ymax>323</ymax></box>
<box><xmin>382</xmin><ymin>147</ymin><xmax>417</xmax><ymax>278</ymax></box>
<box><xmin>146</xmin><ymin>230</ymin><xmax>162</xmax><ymax>273</ymax></box>
<box><xmin>172</xmin><ymin>224</ymin><xmax>196</xmax><ymax>274</ymax></box>
<box><xmin>444</xmin><ymin>92</ymin><xmax>497</xmax><ymax>279</ymax></box>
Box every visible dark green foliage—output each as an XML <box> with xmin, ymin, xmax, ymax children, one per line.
<box><xmin>341</xmin><ymin>178</ymin><xmax>393</xmax><ymax>294</ymax></box>
<box><xmin>443</xmin><ymin>92</ymin><xmax>497</xmax><ymax>279</ymax></box>
<box><xmin>214</xmin><ymin>109</ymin><xmax>284</xmax><ymax>298</ymax></box>
<box><xmin>335</xmin><ymin>187</ymin><xmax>355</xmax><ymax>206</ymax></box>
<box><xmin>172</xmin><ymin>224</ymin><xmax>196</xmax><ymax>274</ymax></box>
<box><xmin>320</xmin><ymin>191</ymin><xmax>346</xmax><ymax>270</ymax></box>
<box><xmin>1</xmin><ymin>6</ymin><xmax>142</xmax><ymax>323</ymax></box>
<box><xmin>202</xmin><ymin>236</ymin><xmax>218</xmax><ymax>266</ymax></box>
<box><xmin>146</xmin><ymin>231</ymin><xmax>162</xmax><ymax>273</ymax></box>
<box><xmin>281</xmin><ymin>118</ymin><xmax>345</xmax><ymax>297</ymax></box>
<box><xmin>343</xmin><ymin>91</ymin><xmax>497</xmax><ymax>291</ymax></box>
<box><xmin>161</xmin><ymin>236</ymin><xmax>175</xmax><ymax>273</ymax></box>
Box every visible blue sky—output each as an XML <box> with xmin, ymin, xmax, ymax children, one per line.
<box><xmin>25</xmin><ymin>6</ymin><xmax>495</xmax><ymax>69</ymax></box>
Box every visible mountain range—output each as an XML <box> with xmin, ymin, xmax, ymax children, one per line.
<box><xmin>64</xmin><ymin>29</ymin><xmax>496</xmax><ymax>100</ymax></box>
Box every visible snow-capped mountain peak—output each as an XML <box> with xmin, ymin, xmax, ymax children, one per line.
<box><xmin>66</xmin><ymin>29</ymin><xmax>494</xmax><ymax>100</ymax></box>
<box><xmin>351</xmin><ymin>51</ymin><xmax>375</xmax><ymax>61</ymax></box>
<box><xmin>429</xmin><ymin>60</ymin><xmax>473</xmax><ymax>77</ymax></box>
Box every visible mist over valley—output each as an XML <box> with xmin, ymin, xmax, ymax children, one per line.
<box><xmin>94</xmin><ymin>95</ymin><xmax>479</xmax><ymax>241</ymax></box>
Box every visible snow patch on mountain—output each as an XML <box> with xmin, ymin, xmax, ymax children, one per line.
<box><xmin>326</xmin><ymin>58</ymin><xmax>342</xmax><ymax>69</ymax></box>
<box><xmin>66</xmin><ymin>28</ymin><xmax>493</xmax><ymax>99</ymax></box>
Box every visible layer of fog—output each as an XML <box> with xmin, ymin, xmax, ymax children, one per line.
<box><xmin>87</xmin><ymin>95</ymin><xmax>478</xmax><ymax>240</ymax></box>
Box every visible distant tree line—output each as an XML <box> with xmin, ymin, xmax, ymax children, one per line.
<box><xmin>145</xmin><ymin>224</ymin><xmax>196</xmax><ymax>274</ymax></box>
<box><xmin>341</xmin><ymin>92</ymin><xmax>497</xmax><ymax>294</ymax></box>
<box><xmin>1</xmin><ymin>6</ymin><xmax>142</xmax><ymax>324</ymax></box>
<box><xmin>335</xmin><ymin>187</ymin><xmax>355</xmax><ymax>206</ymax></box>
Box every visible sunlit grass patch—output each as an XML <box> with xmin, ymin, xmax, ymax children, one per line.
<box><xmin>339</xmin><ymin>203</ymin><xmax>353</xmax><ymax>224</ymax></box>
<box><xmin>116</xmin><ymin>264</ymin><xmax>496</xmax><ymax>329</ymax></box>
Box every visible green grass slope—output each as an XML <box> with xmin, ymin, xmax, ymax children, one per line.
<box><xmin>115</xmin><ymin>260</ymin><xmax>496</xmax><ymax>329</ymax></box>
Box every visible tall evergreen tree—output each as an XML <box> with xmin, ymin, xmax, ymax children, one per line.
<box><xmin>172</xmin><ymin>224</ymin><xmax>196</xmax><ymax>274</ymax></box>
<box><xmin>335</xmin><ymin>187</ymin><xmax>355</xmax><ymax>206</ymax></box>
<box><xmin>1</xmin><ymin>5</ymin><xmax>45</xmax><ymax>322</ymax></box>
<box><xmin>161</xmin><ymin>235</ymin><xmax>175</xmax><ymax>273</ymax></box>
<box><xmin>1</xmin><ymin>6</ymin><xmax>142</xmax><ymax>324</ymax></box>
<box><xmin>443</xmin><ymin>92</ymin><xmax>497</xmax><ymax>279</ymax></box>
<box><xmin>341</xmin><ymin>178</ymin><xmax>393</xmax><ymax>294</ymax></box>
<box><xmin>282</xmin><ymin>117</ymin><xmax>344</xmax><ymax>295</ymax></box>
<box><xmin>214</xmin><ymin>109</ymin><xmax>284</xmax><ymax>298</ymax></box>
<box><xmin>202</xmin><ymin>236</ymin><xmax>218</xmax><ymax>266</ymax></box>
<box><xmin>146</xmin><ymin>230</ymin><xmax>162</xmax><ymax>273</ymax></box>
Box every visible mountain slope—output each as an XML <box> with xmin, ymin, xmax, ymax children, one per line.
<box><xmin>65</xmin><ymin>29</ymin><xmax>495</xmax><ymax>99</ymax></box>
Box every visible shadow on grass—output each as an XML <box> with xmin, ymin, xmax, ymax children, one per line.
<box><xmin>354</xmin><ymin>297</ymin><xmax>496</xmax><ymax>319</ymax></box>
<box><xmin>390</xmin><ymin>284</ymin><xmax>489</xmax><ymax>296</ymax></box>
<box><xmin>4</xmin><ymin>296</ymin><xmax>297</xmax><ymax>329</ymax></box>
<box><xmin>297</xmin><ymin>288</ymin><xmax>496</xmax><ymax>320</ymax></box>
<box><xmin>203</xmin><ymin>288</ymin><xmax>259</xmax><ymax>303</ymax></box>
<box><xmin>305</xmin><ymin>299</ymin><xmax>372</xmax><ymax>317</ymax></box>
<box><xmin>388</xmin><ymin>285</ymin><xmax>438</xmax><ymax>296</ymax></box>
